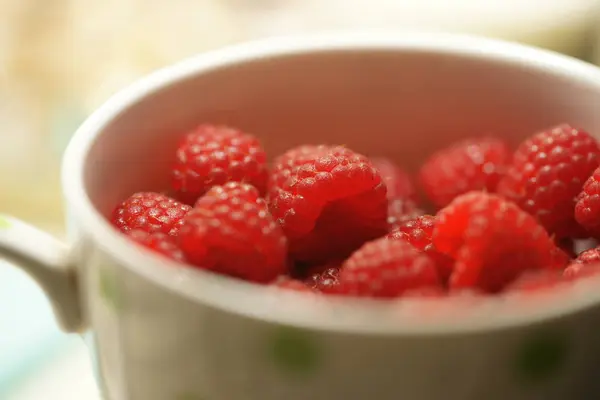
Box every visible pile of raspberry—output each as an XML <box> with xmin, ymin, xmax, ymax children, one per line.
<box><xmin>111</xmin><ymin>123</ymin><xmax>600</xmax><ymax>299</ymax></box>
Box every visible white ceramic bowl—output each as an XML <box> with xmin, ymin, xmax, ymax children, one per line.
<box><xmin>3</xmin><ymin>33</ymin><xmax>600</xmax><ymax>400</ymax></box>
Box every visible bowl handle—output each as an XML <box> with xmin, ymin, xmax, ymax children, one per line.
<box><xmin>0</xmin><ymin>213</ymin><xmax>82</xmax><ymax>332</ymax></box>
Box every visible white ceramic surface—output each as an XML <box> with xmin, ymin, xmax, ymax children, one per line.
<box><xmin>3</xmin><ymin>33</ymin><xmax>600</xmax><ymax>399</ymax></box>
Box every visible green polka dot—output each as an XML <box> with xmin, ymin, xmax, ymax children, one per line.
<box><xmin>0</xmin><ymin>216</ymin><xmax>10</xmax><ymax>229</ymax></box>
<box><xmin>99</xmin><ymin>268</ymin><xmax>124</xmax><ymax>312</ymax></box>
<box><xmin>515</xmin><ymin>332</ymin><xmax>569</xmax><ymax>384</ymax></box>
<box><xmin>268</xmin><ymin>327</ymin><xmax>321</xmax><ymax>376</ymax></box>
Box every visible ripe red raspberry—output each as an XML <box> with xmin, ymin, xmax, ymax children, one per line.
<box><xmin>403</xmin><ymin>287</ymin><xmax>446</xmax><ymax>298</ymax></box>
<box><xmin>419</xmin><ymin>137</ymin><xmax>511</xmax><ymax>207</ymax></box>
<box><xmin>268</xmin><ymin>145</ymin><xmax>388</xmax><ymax>263</ymax></box>
<box><xmin>335</xmin><ymin>237</ymin><xmax>441</xmax><ymax>298</ymax></box>
<box><xmin>371</xmin><ymin>157</ymin><xmax>416</xmax><ymax>201</ymax></box>
<box><xmin>126</xmin><ymin>230</ymin><xmax>184</xmax><ymax>261</ymax></box>
<box><xmin>563</xmin><ymin>261</ymin><xmax>600</xmax><ymax>280</ymax></box>
<box><xmin>387</xmin><ymin>198</ymin><xmax>425</xmax><ymax>231</ymax></box>
<box><xmin>575</xmin><ymin>167</ymin><xmax>600</xmax><ymax>236</ymax></box>
<box><xmin>388</xmin><ymin>215</ymin><xmax>436</xmax><ymax>249</ymax></box>
<box><xmin>571</xmin><ymin>247</ymin><xmax>600</xmax><ymax>265</ymax></box>
<box><xmin>507</xmin><ymin>270</ymin><xmax>565</xmax><ymax>292</ymax></box>
<box><xmin>269</xmin><ymin>145</ymin><xmax>325</xmax><ymax>192</ymax></box>
<box><xmin>497</xmin><ymin>124</ymin><xmax>600</xmax><ymax>238</ymax></box>
<box><xmin>434</xmin><ymin>192</ymin><xmax>569</xmax><ymax>293</ymax></box>
<box><xmin>272</xmin><ymin>277</ymin><xmax>315</xmax><ymax>292</ymax></box>
<box><xmin>171</xmin><ymin>125</ymin><xmax>268</xmax><ymax>204</ymax></box>
<box><xmin>112</xmin><ymin>192</ymin><xmax>191</xmax><ymax>236</ymax></box>
<box><xmin>306</xmin><ymin>265</ymin><xmax>340</xmax><ymax>293</ymax></box>
<box><xmin>387</xmin><ymin>215</ymin><xmax>454</xmax><ymax>282</ymax></box>
<box><xmin>179</xmin><ymin>182</ymin><xmax>287</xmax><ymax>283</ymax></box>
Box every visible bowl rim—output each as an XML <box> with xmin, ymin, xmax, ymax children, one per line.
<box><xmin>62</xmin><ymin>31</ymin><xmax>600</xmax><ymax>336</ymax></box>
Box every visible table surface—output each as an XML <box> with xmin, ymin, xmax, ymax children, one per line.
<box><xmin>7</xmin><ymin>341</ymin><xmax>100</xmax><ymax>400</ymax></box>
<box><xmin>0</xmin><ymin>258</ymin><xmax>100</xmax><ymax>399</ymax></box>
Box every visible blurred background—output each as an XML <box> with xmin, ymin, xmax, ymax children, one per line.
<box><xmin>1</xmin><ymin>0</ymin><xmax>600</xmax><ymax>398</ymax></box>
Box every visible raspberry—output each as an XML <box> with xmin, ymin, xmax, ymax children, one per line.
<box><xmin>434</xmin><ymin>192</ymin><xmax>568</xmax><ymax>293</ymax></box>
<box><xmin>306</xmin><ymin>266</ymin><xmax>340</xmax><ymax>293</ymax></box>
<box><xmin>268</xmin><ymin>145</ymin><xmax>388</xmax><ymax>263</ymax></box>
<box><xmin>269</xmin><ymin>145</ymin><xmax>325</xmax><ymax>193</ymax></box>
<box><xmin>571</xmin><ymin>247</ymin><xmax>600</xmax><ymax>265</ymax></box>
<box><xmin>112</xmin><ymin>192</ymin><xmax>191</xmax><ymax>236</ymax></box>
<box><xmin>497</xmin><ymin>124</ymin><xmax>600</xmax><ymax>238</ymax></box>
<box><xmin>551</xmin><ymin>247</ymin><xmax>571</xmax><ymax>269</ymax></box>
<box><xmin>388</xmin><ymin>215</ymin><xmax>436</xmax><ymax>249</ymax></box>
<box><xmin>179</xmin><ymin>182</ymin><xmax>287</xmax><ymax>283</ymax></box>
<box><xmin>419</xmin><ymin>137</ymin><xmax>510</xmax><ymax>207</ymax></box>
<box><xmin>171</xmin><ymin>124</ymin><xmax>268</xmax><ymax>204</ymax></box>
<box><xmin>387</xmin><ymin>215</ymin><xmax>454</xmax><ymax>282</ymax></box>
<box><xmin>507</xmin><ymin>270</ymin><xmax>565</xmax><ymax>292</ymax></box>
<box><xmin>371</xmin><ymin>157</ymin><xmax>416</xmax><ymax>201</ymax></box>
<box><xmin>575</xmin><ymin>167</ymin><xmax>600</xmax><ymax>236</ymax></box>
<box><xmin>126</xmin><ymin>230</ymin><xmax>184</xmax><ymax>261</ymax></box>
<box><xmin>563</xmin><ymin>262</ymin><xmax>600</xmax><ymax>280</ymax></box>
<box><xmin>403</xmin><ymin>287</ymin><xmax>446</xmax><ymax>298</ymax></box>
<box><xmin>335</xmin><ymin>237</ymin><xmax>440</xmax><ymax>298</ymax></box>
<box><xmin>563</xmin><ymin>244</ymin><xmax>600</xmax><ymax>279</ymax></box>
<box><xmin>387</xmin><ymin>198</ymin><xmax>424</xmax><ymax>230</ymax></box>
<box><xmin>272</xmin><ymin>277</ymin><xmax>315</xmax><ymax>292</ymax></box>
